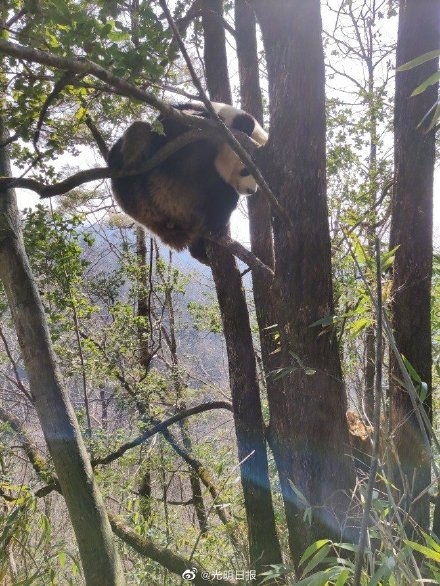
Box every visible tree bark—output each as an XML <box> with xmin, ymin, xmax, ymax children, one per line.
<box><xmin>235</xmin><ymin>0</ymin><xmax>279</xmax><ymax>391</ymax></box>
<box><xmin>389</xmin><ymin>0</ymin><xmax>439</xmax><ymax>533</ymax></box>
<box><xmin>0</xmin><ymin>120</ymin><xmax>126</xmax><ymax>585</ymax></box>
<box><xmin>201</xmin><ymin>1</ymin><xmax>283</xmax><ymax>577</ymax></box>
<box><xmin>201</xmin><ymin>0</ymin><xmax>232</xmax><ymax>103</ymax></box>
<box><xmin>255</xmin><ymin>0</ymin><xmax>356</xmax><ymax>564</ymax></box>
<box><xmin>206</xmin><ymin>243</ymin><xmax>283</xmax><ymax>576</ymax></box>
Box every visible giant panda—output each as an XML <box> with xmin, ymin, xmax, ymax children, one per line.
<box><xmin>107</xmin><ymin>102</ymin><xmax>268</xmax><ymax>263</ymax></box>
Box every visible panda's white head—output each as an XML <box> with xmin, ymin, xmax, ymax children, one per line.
<box><xmin>210</xmin><ymin>102</ymin><xmax>268</xmax><ymax>195</ymax></box>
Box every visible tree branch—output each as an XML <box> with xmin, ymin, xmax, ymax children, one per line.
<box><xmin>33</xmin><ymin>71</ymin><xmax>79</xmax><ymax>153</ymax></box>
<box><xmin>0</xmin><ymin>405</ymin><xmax>234</xmax><ymax>583</ymax></box>
<box><xmin>108</xmin><ymin>514</ymin><xmax>234</xmax><ymax>586</ymax></box>
<box><xmin>92</xmin><ymin>401</ymin><xmax>233</xmax><ymax>466</ymax></box>
<box><xmin>206</xmin><ymin>233</ymin><xmax>274</xmax><ymax>279</ymax></box>
<box><xmin>0</xmin><ymin>37</ymin><xmax>289</xmax><ymax>225</ymax></box>
<box><xmin>0</xmin><ymin>127</ymin><xmax>256</xmax><ymax>197</ymax></box>
<box><xmin>160</xmin><ymin>1</ymin><xmax>291</xmax><ymax>228</ymax></box>
<box><xmin>0</xmin><ymin>406</ymin><xmax>60</xmax><ymax>492</ymax></box>
<box><xmin>84</xmin><ymin>114</ymin><xmax>109</xmax><ymax>161</ymax></box>
<box><xmin>0</xmin><ymin>39</ymin><xmax>235</xmax><ymax>136</ymax></box>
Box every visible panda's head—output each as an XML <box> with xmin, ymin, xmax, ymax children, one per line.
<box><xmin>212</xmin><ymin>143</ymin><xmax>257</xmax><ymax>195</ymax></box>
<box><xmin>210</xmin><ymin>103</ymin><xmax>268</xmax><ymax>195</ymax></box>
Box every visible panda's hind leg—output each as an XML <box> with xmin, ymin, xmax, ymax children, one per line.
<box><xmin>120</xmin><ymin>121</ymin><xmax>153</xmax><ymax>169</ymax></box>
<box><xmin>156</xmin><ymin>221</ymin><xmax>191</xmax><ymax>251</ymax></box>
<box><xmin>108</xmin><ymin>121</ymin><xmax>153</xmax><ymax>171</ymax></box>
<box><xmin>188</xmin><ymin>238</ymin><xmax>209</xmax><ymax>265</ymax></box>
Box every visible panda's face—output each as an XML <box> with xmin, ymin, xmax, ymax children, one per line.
<box><xmin>214</xmin><ymin>143</ymin><xmax>258</xmax><ymax>195</ymax></box>
<box><xmin>237</xmin><ymin>166</ymin><xmax>258</xmax><ymax>195</ymax></box>
<box><xmin>208</xmin><ymin>103</ymin><xmax>268</xmax><ymax>195</ymax></box>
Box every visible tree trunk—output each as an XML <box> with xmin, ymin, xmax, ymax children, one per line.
<box><xmin>389</xmin><ymin>0</ymin><xmax>439</xmax><ymax>533</ymax></box>
<box><xmin>235</xmin><ymin>0</ymin><xmax>279</xmax><ymax>391</ymax></box>
<box><xmin>206</xmin><ymin>243</ymin><xmax>283</xmax><ymax>576</ymax></box>
<box><xmin>255</xmin><ymin>0</ymin><xmax>356</xmax><ymax>564</ymax></box>
<box><xmin>201</xmin><ymin>2</ymin><xmax>283</xmax><ymax>577</ymax></box>
<box><xmin>201</xmin><ymin>0</ymin><xmax>231</xmax><ymax>103</ymax></box>
<box><xmin>0</xmin><ymin>120</ymin><xmax>126</xmax><ymax>585</ymax></box>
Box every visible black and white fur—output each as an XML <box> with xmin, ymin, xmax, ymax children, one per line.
<box><xmin>107</xmin><ymin>102</ymin><xmax>268</xmax><ymax>263</ymax></box>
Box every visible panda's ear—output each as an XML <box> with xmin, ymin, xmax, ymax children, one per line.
<box><xmin>231</xmin><ymin>113</ymin><xmax>256</xmax><ymax>137</ymax></box>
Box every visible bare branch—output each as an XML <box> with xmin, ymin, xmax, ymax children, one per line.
<box><xmin>84</xmin><ymin>114</ymin><xmax>109</xmax><ymax>161</ymax></box>
<box><xmin>0</xmin><ymin>127</ymin><xmax>257</xmax><ymax>197</ymax></box>
<box><xmin>33</xmin><ymin>71</ymin><xmax>78</xmax><ymax>153</ymax></box>
<box><xmin>0</xmin><ymin>133</ymin><xmax>19</xmax><ymax>148</ymax></box>
<box><xmin>0</xmin><ymin>323</ymin><xmax>33</xmax><ymax>401</ymax></box>
<box><xmin>92</xmin><ymin>401</ymin><xmax>233</xmax><ymax>467</ymax></box>
<box><xmin>206</xmin><ymin>233</ymin><xmax>274</xmax><ymax>279</ymax></box>
<box><xmin>0</xmin><ymin>129</ymin><xmax>214</xmax><ymax>196</ymax></box>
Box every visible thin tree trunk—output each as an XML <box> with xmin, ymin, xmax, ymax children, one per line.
<box><xmin>164</xmin><ymin>280</ymin><xmax>209</xmax><ymax>535</ymax></box>
<box><xmin>234</xmin><ymin>0</ymin><xmax>279</xmax><ymax>391</ymax></box>
<box><xmin>201</xmin><ymin>1</ymin><xmax>283</xmax><ymax>576</ymax></box>
<box><xmin>389</xmin><ymin>0</ymin><xmax>439</xmax><ymax>533</ymax></box>
<box><xmin>206</xmin><ymin>243</ymin><xmax>283</xmax><ymax>575</ymax></box>
<box><xmin>135</xmin><ymin>226</ymin><xmax>153</xmax><ymax>522</ymax></box>
<box><xmin>201</xmin><ymin>0</ymin><xmax>231</xmax><ymax>102</ymax></box>
<box><xmin>364</xmin><ymin>48</ymin><xmax>379</xmax><ymax>423</ymax></box>
<box><xmin>255</xmin><ymin>0</ymin><xmax>356</xmax><ymax>564</ymax></box>
<box><xmin>0</xmin><ymin>120</ymin><xmax>126</xmax><ymax>585</ymax></box>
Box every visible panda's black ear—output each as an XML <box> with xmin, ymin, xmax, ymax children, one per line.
<box><xmin>231</xmin><ymin>113</ymin><xmax>255</xmax><ymax>137</ymax></box>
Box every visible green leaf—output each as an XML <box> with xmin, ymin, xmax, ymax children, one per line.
<box><xmin>419</xmin><ymin>101</ymin><xmax>440</xmax><ymax>132</ymax></box>
<box><xmin>419</xmin><ymin>382</ymin><xmax>429</xmax><ymax>403</ymax></box>
<box><xmin>301</xmin><ymin>544</ymin><xmax>331</xmax><ymax>577</ymax></box>
<box><xmin>350</xmin><ymin>317</ymin><xmax>370</xmax><ymax>335</ymax></box>
<box><xmin>335</xmin><ymin>568</ymin><xmax>351</xmax><ymax>586</ymax></box>
<box><xmin>397</xmin><ymin>50</ymin><xmax>440</xmax><ymax>71</ymax></box>
<box><xmin>295</xmin><ymin>570</ymin><xmax>332</xmax><ymax>586</ymax></box>
<box><xmin>401</xmin><ymin>355</ymin><xmax>422</xmax><ymax>383</ymax></box>
<box><xmin>420</xmin><ymin>530</ymin><xmax>440</xmax><ymax>554</ymax></box>
<box><xmin>108</xmin><ymin>31</ymin><xmax>131</xmax><ymax>42</ymax></box>
<box><xmin>299</xmin><ymin>540</ymin><xmax>331</xmax><ymax>567</ymax></box>
<box><xmin>48</xmin><ymin>0</ymin><xmax>72</xmax><ymax>24</ymax></box>
<box><xmin>259</xmin><ymin>564</ymin><xmax>293</xmax><ymax>584</ymax></box>
<box><xmin>411</xmin><ymin>71</ymin><xmax>440</xmax><ymax>96</ymax></box>
<box><xmin>309</xmin><ymin>315</ymin><xmax>335</xmax><ymax>328</ymax></box>
<box><xmin>405</xmin><ymin>540</ymin><xmax>440</xmax><ymax>562</ymax></box>
<box><xmin>381</xmin><ymin>245</ymin><xmax>399</xmax><ymax>271</ymax></box>
<box><xmin>288</xmin><ymin>481</ymin><xmax>311</xmax><ymax>516</ymax></box>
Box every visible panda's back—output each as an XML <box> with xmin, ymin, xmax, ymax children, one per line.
<box><xmin>110</xmin><ymin>134</ymin><xmax>238</xmax><ymax>250</ymax></box>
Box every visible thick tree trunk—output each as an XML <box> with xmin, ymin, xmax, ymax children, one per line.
<box><xmin>390</xmin><ymin>0</ymin><xmax>439</xmax><ymax>533</ymax></box>
<box><xmin>201</xmin><ymin>2</ymin><xmax>283</xmax><ymax>577</ymax></box>
<box><xmin>0</xmin><ymin>121</ymin><xmax>126</xmax><ymax>585</ymax></box>
<box><xmin>255</xmin><ymin>0</ymin><xmax>356</xmax><ymax>564</ymax></box>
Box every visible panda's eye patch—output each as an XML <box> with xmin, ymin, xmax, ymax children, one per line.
<box><xmin>239</xmin><ymin>168</ymin><xmax>251</xmax><ymax>177</ymax></box>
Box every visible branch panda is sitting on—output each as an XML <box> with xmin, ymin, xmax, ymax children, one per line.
<box><xmin>108</xmin><ymin>102</ymin><xmax>268</xmax><ymax>264</ymax></box>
